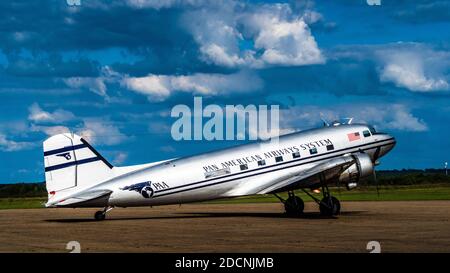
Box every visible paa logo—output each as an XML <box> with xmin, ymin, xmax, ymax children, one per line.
<box><xmin>66</xmin><ymin>0</ymin><xmax>81</xmax><ymax>6</ymax></box>
<box><xmin>121</xmin><ymin>182</ymin><xmax>154</xmax><ymax>198</ymax></box>
<box><xmin>56</xmin><ymin>152</ymin><xmax>71</xmax><ymax>160</ymax></box>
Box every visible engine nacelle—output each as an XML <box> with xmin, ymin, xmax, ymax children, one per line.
<box><xmin>339</xmin><ymin>153</ymin><xmax>374</xmax><ymax>188</ymax></box>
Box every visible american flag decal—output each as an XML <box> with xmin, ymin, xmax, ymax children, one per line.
<box><xmin>347</xmin><ymin>132</ymin><xmax>361</xmax><ymax>141</ymax></box>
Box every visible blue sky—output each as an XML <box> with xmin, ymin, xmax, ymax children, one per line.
<box><xmin>0</xmin><ymin>0</ymin><xmax>449</xmax><ymax>183</ymax></box>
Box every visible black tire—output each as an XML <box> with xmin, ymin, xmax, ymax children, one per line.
<box><xmin>284</xmin><ymin>196</ymin><xmax>304</xmax><ymax>216</ymax></box>
<box><xmin>94</xmin><ymin>211</ymin><xmax>106</xmax><ymax>221</ymax></box>
<box><xmin>319</xmin><ymin>196</ymin><xmax>341</xmax><ymax>216</ymax></box>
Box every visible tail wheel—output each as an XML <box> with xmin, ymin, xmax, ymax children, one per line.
<box><xmin>94</xmin><ymin>211</ymin><xmax>106</xmax><ymax>221</ymax></box>
<box><xmin>319</xmin><ymin>196</ymin><xmax>341</xmax><ymax>216</ymax></box>
<box><xmin>284</xmin><ymin>196</ymin><xmax>304</xmax><ymax>216</ymax></box>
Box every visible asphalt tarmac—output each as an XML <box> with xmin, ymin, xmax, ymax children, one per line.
<box><xmin>0</xmin><ymin>201</ymin><xmax>449</xmax><ymax>252</ymax></box>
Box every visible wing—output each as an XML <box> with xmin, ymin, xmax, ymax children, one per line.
<box><xmin>218</xmin><ymin>154</ymin><xmax>358</xmax><ymax>197</ymax></box>
<box><xmin>256</xmin><ymin>155</ymin><xmax>356</xmax><ymax>194</ymax></box>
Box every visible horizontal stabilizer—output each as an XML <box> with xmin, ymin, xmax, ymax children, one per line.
<box><xmin>46</xmin><ymin>189</ymin><xmax>112</xmax><ymax>208</ymax></box>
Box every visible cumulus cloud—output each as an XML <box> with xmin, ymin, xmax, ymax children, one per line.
<box><xmin>28</xmin><ymin>103</ymin><xmax>75</xmax><ymax>123</ymax></box>
<box><xmin>241</xmin><ymin>4</ymin><xmax>325</xmax><ymax>67</ymax></box>
<box><xmin>78</xmin><ymin>119</ymin><xmax>128</xmax><ymax>146</ymax></box>
<box><xmin>281</xmin><ymin>104</ymin><xmax>428</xmax><ymax>132</ymax></box>
<box><xmin>330</xmin><ymin>43</ymin><xmax>450</xmax><ymax>93</ymax></box>
<box><xmin>182</xmin><ymin>3</ymin><xmax>251</xmax><ymax>68</ymax></box>
<box><xmin>26</xmin><ymin>103</ymin><xmax>127</xmax><ymax>146</ymax></box>
<box><xmin>63</xmin><ymin>77</ymin><xmax>107</xmax><ymax>96</ymax></box>
<box><xmin>0</xmin><ymin>133</ymin><xmax>36</xmax><ymax>152</ymax></box>
<box><xmin>30</xmin><ymin>125</ymin><xmax>70</xmax><ymax>136</ymax></box>
<box><xmin>121</xmin><ymin>70</ymin><xmax>263</xmax><ymax>101</ymax></box>
<box><xmin>377</xmin><ymin>44</ymin><xmax>450</xmax><ymax>92</ymax></box>
<box><xmin>62</xmin><ymin>66</ymin><xmax>122</xmax><ymax>97</ymax></box>
<box><xmin>30</xmin><ymin>120</ymin><xmax>128</xmax><ymax>146</ymax></box>
<box><xmin>383</xmin><ymin>105</ymin><xmax>428</xmax><ymax>132</ymax></box>
<box><xmin>379</xmin><ymin>49</ymin><xmax>449</xmax><ymax>92</ymax></box>
<box><xmin>183</xmin><ymin>2</ymin><xmax>324</xmax><ymax>68</ymax></box>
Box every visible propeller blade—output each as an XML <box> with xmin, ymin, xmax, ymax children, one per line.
<box><xmin>373</xmin><ymin>169</ymin><xmax>380</xmax><ymax>197</ymax></box>
<box><xmin>337</xmin><ymin>179</ymin><xmax>341</xmax><ymax>196</ymax></box>
<box><xmin>373</xmin><ymin>147</ymin><xmax>381</xmax><ymax>162</ymax></box>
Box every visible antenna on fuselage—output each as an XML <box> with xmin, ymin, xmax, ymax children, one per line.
<box><xmin>320</xmin><ymin>113</ymin><xmax>330</xmax><ymax>127</ymax></box>
<box><xmin>343</xmin><ymin>117</ymin><xmax>353</xmax><ymax>124</ymax></box>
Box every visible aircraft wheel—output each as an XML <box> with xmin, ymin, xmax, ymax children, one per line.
<box><xmin>284</xmin><ymin>196</ymin><xmax>304</xmax><ymax>216</ymax></box>
<box><xmin>319</xmin><ymin>196</ymin><xmax>341</xmax><ymax>216</ymax></box>
<box><xmin>94</xmin><ymin>211</ymin><xmax>106</xmax><ymax>221</ymax></box>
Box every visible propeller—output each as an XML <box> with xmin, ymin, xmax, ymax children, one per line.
<box><xmin>373</xmin><ymin>168</ymin><xmax>380</xmax><ymax>197</ymax></box>
<box><xmin>337</xmin><ymin>177</ymin><xmax>342</xmax><ymax>197</ymax></box>
<box><xmin>372</xmin><ymin>147</ymin><xmax>381</xmax><ymax>197</ymax></box>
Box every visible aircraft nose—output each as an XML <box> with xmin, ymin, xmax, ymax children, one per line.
<box><xmin>385</xmin><ymin>135</ymin><xmax>396</xmax><ymax>153</ymax></box>
<box><xmin>379</xmin><ymin>134</ymin><xmax>396</xmax><ymax>157</ymax></box>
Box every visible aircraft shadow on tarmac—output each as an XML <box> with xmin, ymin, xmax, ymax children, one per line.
<box><xmin>44</xmin><ymin>211</ymin><xmax>367</xmax><ymax>223</ymax></box>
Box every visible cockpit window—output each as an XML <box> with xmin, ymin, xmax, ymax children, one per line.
<box><xmin>369</xmin><ymin>126</ymin><xmax>376</xmax><ymax>135</ymax></box>
<box><xmin>363</xmin><ymin>130</ymin><xmax>371</xmax><ymax>137</ymax></box>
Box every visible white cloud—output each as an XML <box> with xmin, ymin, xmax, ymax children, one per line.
<box><xmin>183</xmin><ymin>3</ymin><xmax>250</xmax><ymax>68</ymax></box>
<box><xmin>28</xmin><ymin>103</ymin><xmax>75</xmax><ymax>123</ymax></box>
<box><xmin>62</xmin><ymin>66</ymin><xmax>121</xmax><ymax>97</ymax></box>
<box><xmin>377</xmin><ymin>46</ymin><xmax>449</xmax><ymax>92</ymax></box>
<box><xmin>78</xmin><ymin>119</ymin><xmax>128</xmax><ymax>146</ymax></box>
<box><xmin>112</xmin><ymin>152</ymin><xmax>128</xmax><ymax>165</ymax></box>
<box><xmin>29</xmin><ymin>120</ymin><xmax>127</xmax><ymax>146</ymax></box>
<box><xmin>63</xmin><ymin>77</ymin><xmax>107</xmax><ymax>96</ymax></box>
<box><xmin>30</xmin><ymin>125</ymin><xmax>70</xmax><ymax>136</ymax></box>
<box><xmin>121</xmin><ymin>70</ymin><xmax>263</xmax><ymax>101</ymax></box>
<box><xmin>182</xmin><ymin>2</ymin><xmax>324</xmax><ymax>68</ymax></box>
<box><xmin>26</xmin><ymin>104</ymin><xmax>127</xmax><ymax>146</ymax></box>
<box><xmin>0</xmin><ymin>133</ymin><xmax>36</xmax><ymax>152</ymax></box>
<box><xmin>199</xmin><ymin>43</ymin><xmax>252</xmax><ymax>68</ymax></box>
<box><xmin>242</xmin><ymin>4</ymin><xmax>325</xmax><ymax>66</ymax></box>
<box><xmin>282</xmin><ymin>104</ymin><xmax>428</xmax><ymax>132</ymax></box>
<box><xmin>383</xmin><ymin>105</ymin><xmax>428</xmax><ymax>132</ymax></box>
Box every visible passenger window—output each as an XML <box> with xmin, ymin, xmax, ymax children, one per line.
<box><xmin>363</xmin><ymin>130</ymin><xmax>371</xmax><ymax>137</ymax></box>
<box><xmin>292</xmin><ymin>152</ymin><xmax>300</xmax><ymax>158</ymax></box>
<box><xmin>326</xmin><ymin>144</ymin><xmax>334</xmax><ymax>151</ymax></box>
<box><xmin>240</xmin><ymin>164</ymin><xmax>248</xmax><ymax>170</ymax></box>
<box><xmin>275</xmin><ymin>156</ymin><xmax>283</xmax><ymax>163</ymax></box>
<box><xmin>309</xmin><ymin>148</ymin><xmax>318</xmax><ymax>155</ymax></box>
<box><xmin>257</xmin><ymin>160</ymin><xmax>266</xmax><ymax>166</ymax></box>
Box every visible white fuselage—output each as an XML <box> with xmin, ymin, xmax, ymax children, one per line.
<box><xmin>79</xmin><ymin>124</ymin><xmax>395</xmax><ymax>208</ymax></box>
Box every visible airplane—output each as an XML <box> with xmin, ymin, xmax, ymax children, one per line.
<box><xmin>43</xmin><ymin>122</ymin><xmax>396</xmax><ymax>220</ymax></box>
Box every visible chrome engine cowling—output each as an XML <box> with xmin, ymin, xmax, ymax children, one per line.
<box><xmin>339</xmin><ymin>153</ymin><xmax>374</xmax><ymax>188</ymax></box>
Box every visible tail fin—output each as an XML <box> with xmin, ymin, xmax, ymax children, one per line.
<box><xmin>43</xmin><ymin>133</ymin><xmax>113</xmax><ymax>199</ymax></box>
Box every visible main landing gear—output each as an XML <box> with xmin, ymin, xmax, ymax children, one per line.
<box><xmin>94</xmin><ymin>206</ymin><xmax>114</xmax><ymax>221</ymax></box>
<box><xmin>275</xmin><ymin>184</ymin><xmax>341</xmax><ymax>217</ymax></box>
<box><xmin>317</xmin><ymin>185</ymin><xmax>341</xmax><ymax>216</ymax></box>
<box><xmin>274</xmin><ymin>191</ymin><xmax>305</xmax><ymax>216</ymax></box>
